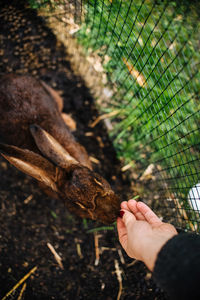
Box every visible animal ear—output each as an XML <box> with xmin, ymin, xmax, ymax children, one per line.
<box><xmin>30</xmin><ymin>124</ymin><xmax>79</xmax><ymax>169</ymax></box>
<box><xmin>0</xmin><ymin>143</ymin><xmax>58</xmax><ymax>192</ymax></box>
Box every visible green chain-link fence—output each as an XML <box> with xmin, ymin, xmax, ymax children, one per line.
<box><xmin>31</xmin><ymin>0</ymin><xmax>199</xmax><ymax>232</ymax></box>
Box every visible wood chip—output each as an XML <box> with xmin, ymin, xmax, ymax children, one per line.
<box><xmin>100</xmin><ymin>247</ymin><xmax>116</xmax><ymax>255</ymax></box>
<box><xmin>90</xmin><ymin>110</ymin><xmax>120</xmax><ymax>128</ymax></box>
<box><xmin>89</xmin><ymin>156</ymin><xmax>100</xmax><ymax>164</ymax></box>
<box><xmin>126</xmin><ymin>259</ymin><xmax>138</xmax><ymax>268</ymax></box>
<box><xmin>101</xmin><ymin>282</ymin><xmax>105</xmax><ymax>290</ymax></box>
<box><xmin>85</xmin><ymin>132</ymin><xmax>93</xmax><ymax>136</ymax></box>
<box><xmin>122</xmin><ymin>57</ymin><xmax>146</xmax><ymax>87</ymax></box>
<box><xmin>24</xmin><ymin>195</ymin><xmax>33</xmax><ymax>204</ymax></box>
<box><xmin>75</xmin><ymin>238</ymin><xmax>83</xmax><ymax>259</ymax></box>
<box><xmin>139</xmin><ymin>164</ymin><xmax>155</xmax><ymax>181</ymax></box>
<box><xmin>121</xmin><ymin>162</ymin><xmax>134</xmax><ymax>172</ymax></box>
<box><xmin>17</xmin><ymin>282</ymin><xmax>27</xmax><ymax>300</ymax></box>
<box><xmin>96</xmin><ymin>136</ymin><xmax>104</xmax><ymax>148</ymax></box>
<box><xmin>47</xmin><ymin>242</ymin><xmax>64</xmax><ymax>270</ymax></box>
<box><xmin>114</xmin><ymin>260</ymin><xmax>123</xmax><ymax>300</ymax></box>
<box><xmin>117</xmin><ymin>248</ymin><xmax>125</xmax><ymax>264</ymax></box>
<box><xmin>104</xmin><ymin>118</ymin><xmax>113</xmax><ymax>131</ymax></box>
<box><xmin>2</xmin><ymin>266</ymin><xmax>37</xmax><ymax>300</ymax></box>
<box><xmin>94</xmin><ymin>232</ymin><xmax>101</xmax><ymax>266</ymax></box>
<box><xmin>76</xmin><ymin>243</ymin><xmax>83</xmax><ymax>259</ymax></box>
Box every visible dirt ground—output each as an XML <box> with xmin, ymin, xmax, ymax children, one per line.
<box><xmin>0</xmin><ymin>1</ymin><xmax>167</xmax><ymax>299</ymax></box>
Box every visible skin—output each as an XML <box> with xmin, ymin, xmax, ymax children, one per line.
<box><xmin>117</xmin><ymin>200</ymin><xmax>178</xmax><ymax>271</ymax></box>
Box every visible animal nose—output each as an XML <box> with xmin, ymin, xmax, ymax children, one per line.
<box><xmin>95</xmin><ymin>194</ymin><xmax>121</xmax><ymax>224</ymax></box>
<box><xmin>101</xmin><ymin>210</ymin><xmax>119</xmax><ymax>224</ymax></box>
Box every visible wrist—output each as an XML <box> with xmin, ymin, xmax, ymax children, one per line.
<box><xmin>142</xmin><ymin>232</ymin><xmax>177</xmax><ymax>271</ymax></box>
<box><xmin>142</xmin><ymin>238</ymin><xmax>166</xmax><ymax>271</ymax></box>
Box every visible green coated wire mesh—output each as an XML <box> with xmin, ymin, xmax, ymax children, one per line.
<box><xmin>31</xmin><ymin>0</ymin><xmax>200</xmax><ymax>232</ymax></box>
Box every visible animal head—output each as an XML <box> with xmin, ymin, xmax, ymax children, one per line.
<box><xmin>0</xmin><ymin>125</ymin><xmax>120</xmax><ymax>224</ymax></box>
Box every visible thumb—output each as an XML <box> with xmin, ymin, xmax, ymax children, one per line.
<box><xmin>121</xmin><ymin>209</ymin><xmax>136</xmax><ymax>230</ymax></box>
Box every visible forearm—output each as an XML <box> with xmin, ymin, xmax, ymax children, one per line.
<box><xmin>153</xmin><ymin>233</ymin><xmax>200</xmax><ymax>300</ymax></box>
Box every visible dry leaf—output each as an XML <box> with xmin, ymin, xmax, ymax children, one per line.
<box><xmin>103</xmin><ymin>87</ymin><xmax>113</xmax><ymax>98</ymax></box>
<box><xmin>140</xmin><ymin>163</ymin><xmax>155</xmax><ymax>181</ymax></box>
<box><xmin>104</xmin><ymin>55</ymin><xmax>111</xmax><ymax>64</ymax></box>
<box><xmin>87</xmin><ymin>56</ymin><xmax>104</xmax><ymax>72</ymax></box>
<box><xmin>61</xmin><ymin>16</ymin><xmax>80</xmax><ymax>35</ymax></box>
<box><xmin>122</xmin><ymin>57</ymin><xmax>146</xmax><ymax>87</ymax></box>
<box><xmin>169</xmin><ymin>41</ymin><xmax>176</xmax><ymax>51</ymax></box>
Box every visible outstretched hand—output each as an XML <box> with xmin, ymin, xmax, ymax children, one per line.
<box><xmin>117</xmin><ymin>200</ymin><xmax>177</xmax><ymax>271</ymax></box>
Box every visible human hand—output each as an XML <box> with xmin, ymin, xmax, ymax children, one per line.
<box><xmin>117</xmin><ymin>200</ymin><xmax>177</xmax><ymax>271</ymax></box>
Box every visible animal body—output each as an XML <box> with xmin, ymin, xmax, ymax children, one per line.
<box><xmin>0</xmin><ymin>74</ymin><xmax>120</xmax><ymax>224</ymax></box>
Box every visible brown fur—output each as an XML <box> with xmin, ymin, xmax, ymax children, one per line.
<box><xmin>0</xmin><ymin>74</ymin><xmax>120</xmax><ymax>224</ymax></box>
<box><xmin>0</xmin><ymin>74</ymin><xmax>91</xmax><ymax>167</ymax></box>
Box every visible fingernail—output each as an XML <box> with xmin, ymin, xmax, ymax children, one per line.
<box><xmin>119</xmin><ymin>210</ymin><xmax>125</xmax><ymax>218</ymax></box>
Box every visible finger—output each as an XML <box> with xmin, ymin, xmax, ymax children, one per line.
<box><xmin>137</xmin><ymin>201</ymin><xmax>161</xmax><ymax>224</ymax></box>
<box><xmin>120</xmin><ymin>201</ymin><xmax>129</xmax><ymax>210</ymax></box>
<box><xmin>117</xmin><ymin>217</ymin><xmax>126</xmax><ymax>234</ymax></box>
<box><xmin>135</xmin><ymin>211</ymin><xmax>146</xmax><ymax>220</ymax></box>
<box><xmin>127</xmin><ymin>199</ymin><xmax>146</xmax><ymax>221</ymax></box>
<box><xmin>127</xmin><ymin>199</ymin><xmax>137</xmax><ymax>212</ymax></box>
<box><xmin>117</xmin><ymin>217</ymin><xmax>128</xmax><ymax>245</ymax></box>
<box><xmin>121</xmin><ymin>209</ymin><xmax>136</xmax><ymax>230</ymax></box>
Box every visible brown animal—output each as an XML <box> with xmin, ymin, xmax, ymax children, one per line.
<box><xmin>0</xmin><ymin>74</ymin><xmax>120</xmax><ymax>224</ymax></box>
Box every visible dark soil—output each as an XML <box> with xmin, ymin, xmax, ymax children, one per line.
<box><xmin>0</xmin><ymin>1</ymin><xmax>167</xmax><ymax>299</ymax></box>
